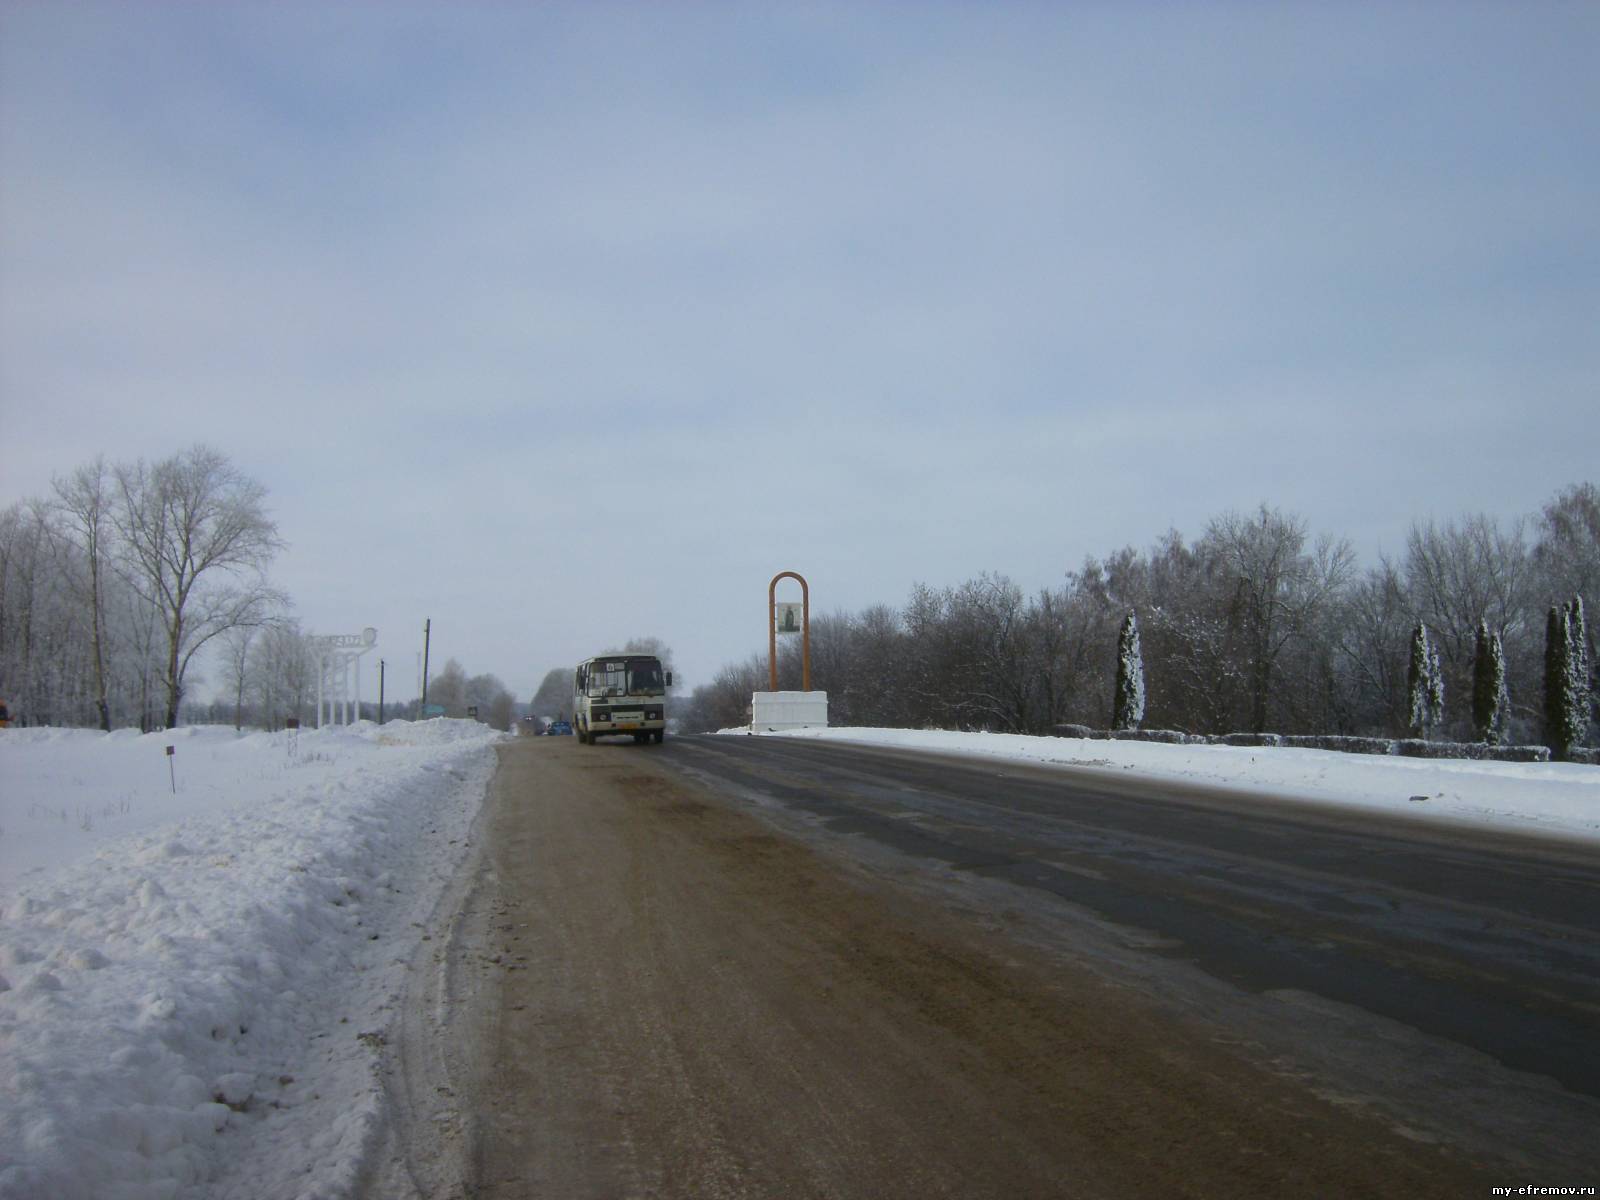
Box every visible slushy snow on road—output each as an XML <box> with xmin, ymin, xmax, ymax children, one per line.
<box><xmin>0</xmin><ymin>719</ymin><xmax>505</xmax><ymax>1200</ymax></box>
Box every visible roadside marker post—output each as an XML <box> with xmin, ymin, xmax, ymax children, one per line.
<box><xmin>755</xmin><ymin>571</ymin><xmax>828</xmax><ymax>732</ymax></box>
<box><xmin>165</xmin><ymin>745</ymin><xmax>176</xmax><ymax>794</ymax></box>
<box><xmin>768</xmin><ymin>570</ymin><xmax>811</xmax><ymax>691</ymax></box>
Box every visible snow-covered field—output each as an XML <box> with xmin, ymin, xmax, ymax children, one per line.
<box><xmin>752</xmin><ymin>726</ymin><xmax>1600</xmax><ymax>844</ymax></box>
<box><xmin>0</xmin><ymin>719</ymin><xmax>506</xmax><ymax>1200</ymax></box>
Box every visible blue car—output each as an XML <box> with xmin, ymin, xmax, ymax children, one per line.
<box><xmin>546</xmin><ymin>720</ymin><xmax>573</xmax><ymax>736</ymax></box>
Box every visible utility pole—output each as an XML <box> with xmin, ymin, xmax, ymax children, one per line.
<box><xmin>378</xmin><ymin>659</ymin><xmax>385</xmax><ymax>726</ymax></box>
<box><xmin>421</xmin><ymin>618</ymin><xmax>432</xmax><ymax>709</ymax></box>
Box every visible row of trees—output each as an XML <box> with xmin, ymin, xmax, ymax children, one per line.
<box><xmin>1</xmin><ymin>446</ymin><xmax>522</xmax><ymax>732</ymax></box>
<box><xmin>1</xmin><ymin>447</ymin><xmax>284</xmax><ymax>730</ymax></box>
<box><xmin>424</xmin><ymin>659</ymin><xmax>517</xmax><ymax>731</ymax></box>
<box><xmin>678</xmin><ymin>484</ymin><xmax>1598</xmax><ymax>755</ymax></box>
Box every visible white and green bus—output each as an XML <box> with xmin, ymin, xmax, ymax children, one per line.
<box><xmin>573</xmin><ymin>654</ymin><xmax>672</xmax><ymax>744</ymax></box>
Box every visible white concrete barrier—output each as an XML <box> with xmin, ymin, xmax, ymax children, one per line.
<box><xmin>751</xmin><ymin>691</ymin><xmax>829</xmax><ymax>732</ymax></box>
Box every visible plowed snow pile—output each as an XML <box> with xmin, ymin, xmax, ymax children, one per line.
<box><xmin>0</xmin><ymin>719</ymin><xmax>504</xmax><ymax>1200</ymax></box>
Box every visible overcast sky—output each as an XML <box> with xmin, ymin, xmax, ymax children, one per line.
<box><xmin>3</xmin><ymin>2</ymin><xmax>1596</xmax><ymax>700</ymax></box>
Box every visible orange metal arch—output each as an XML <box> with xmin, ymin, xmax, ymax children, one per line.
<box><xmin>768</xmin><ymin>571</ymin><xmax>810</xmax><ymax>691</ymax></box>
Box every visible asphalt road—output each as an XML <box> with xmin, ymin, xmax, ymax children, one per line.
<box><xmin>667</xmin><ymin>734</ymin><xmax>1600</xmax><ymax>1168</ymax></box>
<box><xmin>366</xmin><ymin>733</ymin><xmax>1600</xmax><ymax>1198</ymax></box>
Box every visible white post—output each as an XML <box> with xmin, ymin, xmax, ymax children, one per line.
<box><xmin>354</xmin><ymin>651</ymin><xmax>362</xmax><ymax>724</ymax></box>
<box><xmin>316</xmin><ymin>654</ymin><xmax>325</xmax><ymax>729</ymax></box>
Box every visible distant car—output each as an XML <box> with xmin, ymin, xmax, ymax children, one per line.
<box><xmin>546</xmin><ymin>720</ymin><xmax>573</xmax><ymax>736</ymax></box>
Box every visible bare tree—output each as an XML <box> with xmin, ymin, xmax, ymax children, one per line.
<box><xmin>529</xmin><ymin>667</ymin><xmax>576</xmax><ymax>720</ymax></box>
<box><xmin>219</xmin><ymin>624</ymin><xmax>258</xmax><ymax>731</ymax></box>
<box><xmin>1535</xmin><ymin>485</ymin><xmax>1599</xmax><ymax>734</ymax></box>
<box><xmin>1202</xmin><ymin>506</ymin><xmax>1355</xmax><ymax>734</ymax></box>
<box><xmin>113</xmin><ymin>445</ymin><xmax>285</xmax><ymax>728</ymax></box>
<box><xmin>1330</xmin><ymin>561</ymin><xmax>1411</xmax><ymax>735</ymax></box>
<box><xmin>248</xmin><ymin>619</ymin><xmax>315</xmax><ymax>730</ymax></box>
<box><xmin>464</xmin><ymin>671</ymin><xmax>516</xmax><ymax>730</ymax></box>
<box><xmin>1402</xmin><ymin>514</ymin><xmax>1537</xmax><ymax>737</ymax></box>
<box><xmin>851</xmin><ymin>603</ymin><xmax>910</xmax><ymax>727</ymax></box>
<box><xmin>680</xmin><ymin>653</ymin><xmax>766</xmax><ymax>731</ymax></box>
<box><xmin>52</xmin><ymin>458</ymin><xmax>117</xmax><ymax>730</ymax></box>
<box><xmin>1535</xmin><ymin>483</ymin><xmax>1600</xmax><ymax>606</ymax></box>
<box><xmin>0</xmin><ymin>501</ymin><xmax>63</xmax><ymax>725</ymax></box>
<box><xmin>427</xmin><ymin>658</ymin><xmax>469</xmax><ymax>716</ymax></box>
<box><xmin>619</xmin><ymin>637</ymin><xmax>675</xmax><ymax>678</ymax></box>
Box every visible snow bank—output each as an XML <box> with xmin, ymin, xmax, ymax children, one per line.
<box><xmin>749</xmin><ymin>726</ymin><xmax>1600</xmax><ymax>844</ymax></box>
<box><xmin>0</xmin><ymin>719</ymin><xmax>506</xmax><ymax>1200</ymax></box>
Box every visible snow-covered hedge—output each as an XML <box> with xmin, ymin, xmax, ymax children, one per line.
<box><xmin>1281</xmin><ymin>735</ymin><xmax>1398</xmax><ymax>756</ymax></box>
<box><xmin>1053</xmin><ymin>724</ymin><xmax>1568</xmax><ymax>764</ymax></box>
<box><xmin>1108</xmin><ymin>728</ymin><xmax>1204</xmax><ymax>745</ymax></box>
<box><xmin>1396</xmin><ymin>739</ymin><xmax>1551</xmax><ymax>763</ymax></box>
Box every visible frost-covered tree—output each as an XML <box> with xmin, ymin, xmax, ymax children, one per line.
<box><xmin>529</xmin><ymin>667</ymin><xmax>576</xmax><ymax>719</ymax></box>
<box><xmin>1113</xmin><ymin>611</ymin><xmax>1146</xmax><ymax>731</ymax></box>
<box><xmin>465</xmin><ymin>671</ymin><xmax>516</xmax><ymax>731</ymax></box>
<box><xmin>620</xmin><ymin>636</ymin><xmax>675</xmax><ymax>680</ymax></box>
<box><xmin>1545</xmin><ymin>604</ymin><xmax>1567</xmax><ymax>754</ymax></box>
<box><xmin>52</xmin><ymin>458</ymin><xmax>117</xmax><ymax>730</ymax></box>
<box><xmin>1401</xmin><ymin>514</ymin><xmax>1535</xmax><ymax>739</ymax></box>
<box><xmin>1544</xmin><ymin>599</ymin><xmax>1590</xmax><ymax>759</ymax></box>
<box><xmin>1202</xmin><ymin>506</ymin><xmax>1354</xmax><ymax>734</ymax></box>
<box><xmin>1407</xmin><ymin>622</ymin><xmax>1444</xmax><ymax>739</ymax></box>
<box><xmin>219</xmin><ymin>624</ymin><xmax>258</xmax><ymax>731</ymax></box>
<box><xmin>427</xmin><ymin>658</ymin><xmax>469</xmax><ymax>716</ymax></box>
<box><xmin>248</xmin><ymin>620</ymin><xmax>315</xmax><ymax>730</ymax></box>
<box><xmin>114</xmin><ymin>446</ymin><xmax>285</xmax><ymax>728</ymax></box>
<box><xmin>1534</xmin><ymin>484</ymin><xmax>1600</xmax><ymax>616</ymax></box>
<box><xmin>1571</xmin><ymin>597</ymin><xmax>1592</xmax><ymax>748</ymax></box>
<box><xmin>1471</xmin><ymin>620</ymin><xmax>1509</xmax><ymax>744</ymax></box>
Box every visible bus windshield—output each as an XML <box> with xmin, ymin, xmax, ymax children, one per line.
<box><xmin>585</xmin><ymin>659</ymin><xmax>664</xmax><ymax>697</ymax></box>
<box><xmin>628</xmin><ymin>662</ymin><xmax>665</xmax><ymax>694</ymax></box>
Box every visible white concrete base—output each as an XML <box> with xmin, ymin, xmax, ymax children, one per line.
<box><xmin>751</xmin><ymin>690</ymin><xmax>829</xmax><ymax>732</ymax></box>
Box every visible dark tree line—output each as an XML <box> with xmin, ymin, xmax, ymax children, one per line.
<box><xmin>679</xmin><ymin>485</ymin><xmax>1598</xmax><ymax>755</ymax></box>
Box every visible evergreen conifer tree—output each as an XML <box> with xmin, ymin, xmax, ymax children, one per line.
<box><xmin>1546</xmin><ymin>604</ymin><xmax>1566</xmax><ymax>753</ymax></box>
<box><xmin>1408</xmin><ymin>622</ymin><xmax>1443</xmax><ymax>739</ymax></box>
<box><xmin>1472</xmin><ymin>620</ymin><xmax>1509</xmax><ymax>744</ymax></box>
<box><xmin>1569</xmin><ymin>597</ymin><xmax>1591</xmax><ymax>750</ymax></box>
<box><xmin>1113</xmin><ymin>611</ymin><xmax>1146</xmax><ymax>731</ymax></box>
<box><xmin>1546</xmin><ymin>598</ymin><xmax>1591</xmax><ymax>759</ymax></box>
<box><xmin>1490</xmin><ymin>628</ymin><xmax>1509</xmax><ymax>744</ymax></box>
<box><xmin>1427</xmin><ymin>638</ymin><xmax>1445</xmax><ymax>732</ymax></box>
